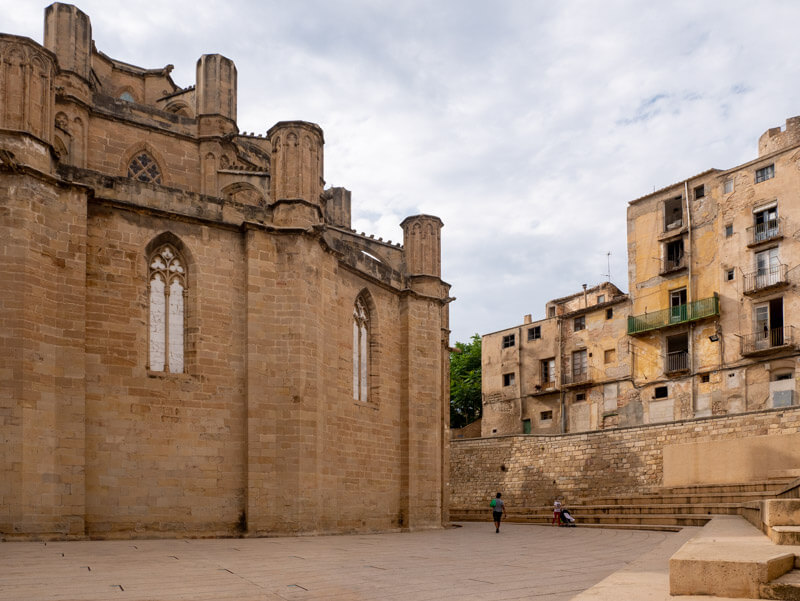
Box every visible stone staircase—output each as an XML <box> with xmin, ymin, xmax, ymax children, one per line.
<box><xmin>762</xmin><ymin>568</ymin><xmax>800</xmax><ymax>601</ymax></box>
<box><xmin>451</xmin><ymin>479</ymin><xmax>795</xmax><ymax>532</ymax></box>
<box><xmin>669</xmin><ymin>478</ymin><xmax>800</xmax><ymax>599</ymax></box>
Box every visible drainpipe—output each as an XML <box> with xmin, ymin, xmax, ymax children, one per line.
<box><xmin>557</xmin><ymin>315</ymin><xmax>566</xmax><ymax>433</ymax></box>
<box><xmin>684</xmin><ymin>181</ymin><xmax>693</xmax><ymax>303</ymax></box>
<box><xmin>518</xmin><ymin>326</ymin><xmax>524</xmax><ymax>427</ymax></box>
<box><xmin>685</xmin><ymin>181</ymin><xmax>695</xmax><ymax>415</ymax></box>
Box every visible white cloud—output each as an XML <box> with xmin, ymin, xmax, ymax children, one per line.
<box><xmin>5</xmin><ymin>0</ymin><xmax>800</xmax><ymax>343</ymax></box>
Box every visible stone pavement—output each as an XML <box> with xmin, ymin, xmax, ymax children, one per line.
<box><xmin>0</xmin><ymin>522</ymin><xmax>732</xmax><ymax>601</ymax></box>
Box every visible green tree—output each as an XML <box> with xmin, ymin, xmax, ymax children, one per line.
<box><xmin>450</xmin><ymin>334</ymin><xmax>482</xmax><ymax>429</ymax></box>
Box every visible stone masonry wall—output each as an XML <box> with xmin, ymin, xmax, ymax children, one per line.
<box><xmin>2</xmin><ymin>6</ymin><xmax>450</xmax><ymax>539</ymax></box>
<box><xmin>451</xmin><ymin>406</ymin><xmax>800</xmax><ymax>510</ymax></box>
<box><xmin>84</xmin><ymin>203</ymin><xmax>247</xmax><ymax>536</ymax></box>
<box><xmin>0</xmin><ymin>172</ymin><xmax>88</xmax><ymax>537</ymax></box>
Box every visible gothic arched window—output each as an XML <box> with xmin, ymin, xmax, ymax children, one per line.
<box><xmin>149</xmin><ymin>244</ymin><xmax>185</xmax><ymax>373</ymax></box>
<box><xmin>353</xmin><ymin>297</ymin><xmax>369</xmax><ymax>401</ymax></box>
<box><xmin>128</xmin><ymin>153</ymin><xmax>162</xmax><ymax>184</ymax></box>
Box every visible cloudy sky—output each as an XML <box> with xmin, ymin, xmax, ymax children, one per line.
<box><xmin>5</xmin><ymin>1</ymin><xmax>800</xmax><ymax>344</ymax></box>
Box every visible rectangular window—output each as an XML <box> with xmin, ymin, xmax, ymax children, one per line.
<box><xmin>574</xmin><ymin>315</ymin><xmax>585</xmax><ymax>331</ymax></box>
<box><xmin>548</xmin><ymin>306</ymin><xmax>556</xmax><ymax>318</ymax></box>
<box><xmin>666</xmin><ymin>333</ymin><xmax>689</xmax><ymax>372</ymax></box>
<box><xmin>755</xmin><ymin>164</ymin><xmax>775</xmax><ymax>183</ymax></box>
<box><xmin>694</xmin><ymin>184</ymin><xmax>705</xmax><ymax>199</ymax></box>
<box><xmin>541</xmin><ymin>358</ymin><xmax>555</xmax><ymax>385</ymax></box>
<box><xmin>753</xmin><ymin>205</ymin><xmax>778</xmax><ymax>242</ymax></box>
<box><xmin>572</xmin><ymin>349</ymin><xmax>588</xmax><ymax>378</ymax></box>
<box><xmin>726</xmin><ymin>268</ymin><xmax>735</xmax><ymax>281</ymax></box>
<box><xmin>503</xmin><ymin>372</ymin><xmax>515</xmax><ymax>387</ymax></box>
<box><xmin>754</xmin><ymin>247</ymin><xmax>780</xmax><ymax>288</ymax></box>
<box><xmin>596</xmin><ymin>294</ymin><xmax>605</xmax><ymax>304</ymax></box>
<box><xmin>606</xmin><ymin>307</ymin><xmax>613</xmax><ymax>320</ymax></box>
<box><xmin>654</xmin><ymin>385</ymin><xmax>669</xmax><ymax>399</ymax></box>
<box><xmin>669</xmin><ymin>288</ymin><xmax>687</xmax><ymax>322</ymax></box>
<box><xmin>528</xmin><ymin>326</ymin><xmax>541</xmax><ymax>341</ymax></box>
<box><xmin>725</xmin><ymin>224</ymin><xmax>733</xmax><ymax>237</ymax></box>
<box><xmin>575</xmin><ymin>392</ymin><xmax>586</xmax><ymax>401</ymax></box>
<box><xmin>502</xmin><ymin>334</ymin><xmax>515</xmax><ymax>348</ymax></box>
<box><xmin>664</xmin><ymin>196</ymin><xmax>683</xmax><ymax>231</ymax></box>
<box><xmin>724</xmin><ymin>179</ymin><xmax>734</xmax><ymax>194</ymax></box>
<box><xmin>664</xmin><ymin>238</ymin><xmax>685</xmax><ymax>271</ymax></box>
<box><xmin>753</xmin><ymin>298</ymin><xmax>784</xmax><ymax>350</ymax></box>
<box><xmin>604</xmin><ymin>349</ymin><xmax>615</xmax><ymax>364</ymax></box>
<box><xmin>540</xmin><ymin>410</ymin><xmax>553</xmax><ymax>422</ymax></box>
<box><xmin>701</xmin><ymin>374</ymin><xmax>710</xmax><ymax>383</ymax></box>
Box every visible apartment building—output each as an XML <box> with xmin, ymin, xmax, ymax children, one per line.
<box><xmin>482</xmin><ymin>282</ymin><xmax>632</xmax><ymax>435</ymax></box>
<box><xmin>483</xmin><ymin>116</ymin><xmax>800</xmax><ymax>435</ymax></box>
<box><xmin>627</xmin><ymin>117</ymin><xmax>800</xmax><ymax>422</ymax></box>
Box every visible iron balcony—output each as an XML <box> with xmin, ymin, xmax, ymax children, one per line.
<box><xmin>665</xmin><ymin>350</ymin><xmax>689</xmax><ymax>373</ymax></box>
<box><xmin>742</xmin><ymin>264</ymin><xmax>788</xmax><ymax>295</ymax></box>
<box><xmin>627</xmin><ymin>295</ymin><xmax>719</xmax><ymax>335</ymax></box>
<box><xmin>561</xmin><ymin>368</ymin><xmax>593</xmax><ymax>388</ymax></box>
<box><xmin>747</xmin><ymin>217</ymin><xmax>783</xmax><ymax>247</ymax></box>
<box><xmin>740</xmin><ymin>326</ymin><xmax>797</xmax><ymax>356</ymax></box>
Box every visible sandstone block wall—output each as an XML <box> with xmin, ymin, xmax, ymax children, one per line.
<box><xmin>1</xmin><ymin>4</ymin><xmax>450</xmax><ymax>539</ymax></box>
<box><xmin>451</xmin><ymin>406</ymin><xmax>800</xmax><ymax>510</ymax></box>
<box><xmin>0</xmin><ymin>172</ymin><xmax>87</xmax><ymax>537</ymax></box>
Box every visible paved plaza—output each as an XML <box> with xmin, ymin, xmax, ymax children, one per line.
<box><xmin>1</xmin><ymin>523</ymin><xmax>739</xmax><ymax>601</ymax></box>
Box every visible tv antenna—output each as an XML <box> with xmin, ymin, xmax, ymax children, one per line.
<box><xmin>601</xmin><ymin>251</ymin><xmax>611</xmax><ymax>282</ymax></box>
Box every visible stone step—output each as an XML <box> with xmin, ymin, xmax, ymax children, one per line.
<box><xmin>761</xmin><ymin>569</ymin><xmax>800</xmax><ymax>600</ymax></box>
<box><xmin>526</xmin><ymin>514</ymin><xmax>711</xmax><ymax>527</ymax></box>
<box><xmin>452</xmin><ymin>503</ymin><xmax>740</xmax><ymax>518</ymax></box>
<box><xmin>670</xmin><ymin>516</ymin><xmax>797</xmax><ymax>598</ymax></box>
<box><xmin>590</xmin><ymin>490</ymin><xmax>780</xmax><ymax>505</ymax></box>
<box><xmin>451</xmin><ymin>509</ymin><xmax>711</xmax><ymax>527</ymax></box>
<box><xmin>508</xmin><ymin>521</ymin><xmax>683</xmax><ymax>533</ymax></box>
<box><xmin>771</xmin><ymin>527</ymin><xmax>800</xmax><ymax>546</ymax></box>
<box><xmin>663</xmin><ymin>480</ymin><xmax>794</xmax><ymax>495</ymax></box>
<box><xmin>573</xmin><ymin>503</ymin><xmax>739</xmax><ymax>516</ymax></box>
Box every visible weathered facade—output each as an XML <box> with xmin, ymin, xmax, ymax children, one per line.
<box><xmin>628</xmin><ymin>117</ymin><xmax>800</xmax><ymax>421</ymax></box>
<box><xmin>0</xmin><ymin>4</ymin><xmax>451</xmax><ymax>539</ymax></box>
<box><xmin>481</xmin><ymin>282</ymin><xmax>632</xmax><ymax>436</ymax></box>
<box><xmin>483</xmin><ymin>116</ymin><xmax>800</xmax><ymax>436</ymax></box>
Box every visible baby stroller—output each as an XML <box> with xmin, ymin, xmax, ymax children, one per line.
<box><xmin>559</xmin><ymin>508</ymin><xmax>576</xmax><ymax>527</ymax></box>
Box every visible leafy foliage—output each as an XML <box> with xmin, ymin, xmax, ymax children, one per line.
<box><xmin>450</xmin><ymin>334</ymin><xmax>482</xmax><ymax>429</ymax></box>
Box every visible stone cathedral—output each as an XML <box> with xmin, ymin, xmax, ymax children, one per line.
<box><xmin>0</xmin><ymin>3</ymin><xmax>451</xmax><ymax>539</ymax></box>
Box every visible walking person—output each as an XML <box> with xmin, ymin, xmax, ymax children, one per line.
<box><xmin>491</xmin><ymin>492</ymin><xmax>506</xmax><ymax>533</ymax></box>
<box><xmin>552</xmin><ymin>496</ymin><xmax>562</xmax><ymax>526</ymax></box>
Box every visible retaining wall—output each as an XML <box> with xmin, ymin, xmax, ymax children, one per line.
<box><xmin>450</xmin><ymin>406</ymin><xmax>800</xmax><ymax>509</ymax></box>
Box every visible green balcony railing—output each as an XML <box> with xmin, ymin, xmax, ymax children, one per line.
<box><xmin>627</xmin><ymin>295</ymin><xmax>719</xmax><ymax>335</ymax></box>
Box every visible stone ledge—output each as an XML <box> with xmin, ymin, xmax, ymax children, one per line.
<box><xmin>669</xmin><ymin>515</ymin><xmax>799</xmax><ymax>598</ymax></box>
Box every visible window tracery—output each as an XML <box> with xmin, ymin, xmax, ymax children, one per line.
<box><xmin>353</xmin><ymin>297</ymin><xmax>369</xmax><ymax>401</ymax></box>
<box><xmin>149</xmin><ymin>244</ymin><xmax>185</xmax><ymax>373</ymax></box>
<box><xmin>128</xmin><ymin>153</ymin><xmax>162</xmax><ymax>184</ymax></box>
